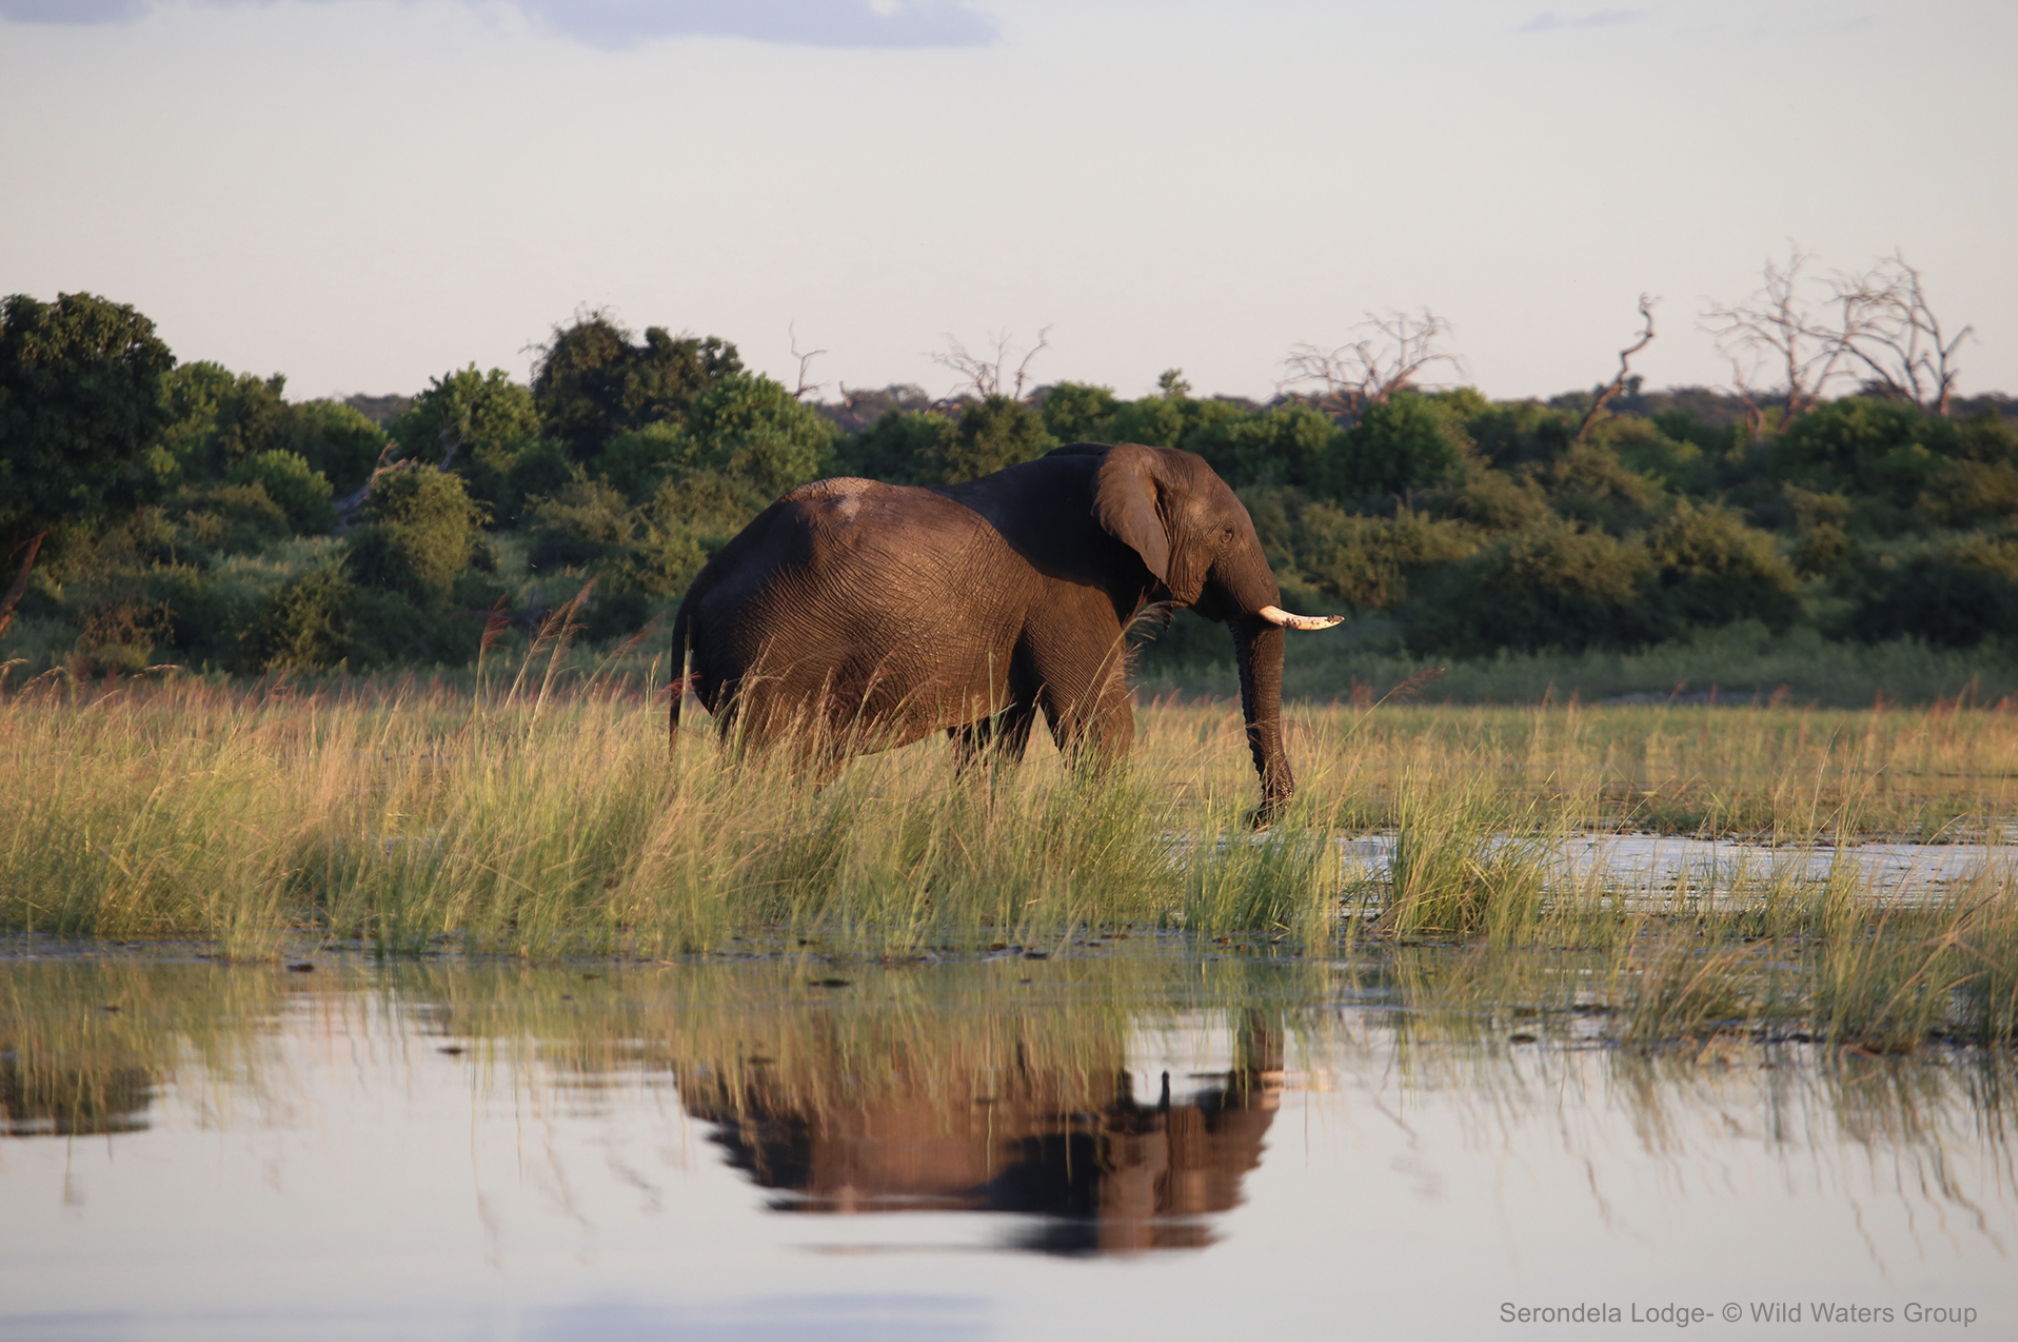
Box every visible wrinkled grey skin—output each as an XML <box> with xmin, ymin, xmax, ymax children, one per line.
<box><xmin>671</xmin><ymin>442</ymin><xmax>1304</xmax><ymax>821</ymax></box>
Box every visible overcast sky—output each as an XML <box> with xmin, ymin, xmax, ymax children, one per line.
<box><xmin>1</xmin><ymin>0</ymin><xmax>2011</xmax><ymax>403</ymax></box>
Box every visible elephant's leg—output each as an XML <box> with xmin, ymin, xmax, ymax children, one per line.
<box><xmin>948</xmin><ymin>700</ymin><xmax>1038</xmax><ymax>776</ymax></box>
<box><xmin>1036</xmin><ymin>658</ymin><xmax>1134</xmax><ymax>773</ymax></box>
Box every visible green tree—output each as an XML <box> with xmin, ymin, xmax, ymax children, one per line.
<box><xmin>159</xmin><ymin>363</ymin><xmax>388</xmax><ymax>494</ymax></box>
<box><xmin>1186</xmin><ymin>404</ymin><xmax>1341</xmax><ymax>490</ymax></box>
<box><xmin>226</xmin><ymin>450</ymin><xmax>337</xmax><ymax>534</ymax></box>
<box><xmin>1038</xmin><ymin>382</ymin><xmax>1118</xmax><ymax>443</ymax></box>
<box><xmin>1405</xmin><ymin>525</ymin><xmax>1654</xmax><ymax>657</ymax></box>
<box><xmin>1640</xmin><ymin>500</ymin><xmax>1799</xmax><ymax>632</ymax></box>
<box><xmin>922</xmin><ymin>395</ymin><xmax>1056</xmax><ymax>485</ymax></box>
<box><xmin>388</xmin><ymin>366</ymin><xmax>544</xmax><ymax>519</ymax></box>
<box><xmin>0</xmin><ymin>292</ymin><xmax>176</xmax><ymax>636</ymax></box>
<box><xmin>1771</xmin><ymin>397</ymin><xmax>1955</xmax><ymax>505</ymax></box>
<box><xmin>532</xmin><ymin>313</ymin><xmax>741</xmax><ymax>461</ymax></box>
<box><xmin>1324</xmin><ymin>392</ymin><xmax>1469</xmax><ymax>501</ymax></box>
<box><xmin>837</xmin><ymin>409</ymin><xmax>955</xmax><ymax>485</ymax></box>
<box><xmin>676</xmin><ymin>373</ymin><xmax>838</xmax><ymax>497</ymax></box>
<box><xmin>347</xmin><ymin>467</ymin><xmax>486</xmax><ymax>605</ymax></box>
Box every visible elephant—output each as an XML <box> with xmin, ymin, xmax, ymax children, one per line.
<box><xmin>668</xmin><ymin>441</ymin><xmax>1341</xmax><ymax>821</ymax></box>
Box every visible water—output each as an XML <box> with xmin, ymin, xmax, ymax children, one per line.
<box><xmin>2</xmin><ymin>946</ymin><xmax>2012</xmax><ymax>1340</ymax></box>
<box><xmin>1342</xmin><ymin>831</ymin><xmax>2018</xmax><ymax>902</ymax></box>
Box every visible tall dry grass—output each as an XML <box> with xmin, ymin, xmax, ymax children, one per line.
<box><xmin>11</xmin><ymin>672</ymin><xmax>2018</xmax><ymax>1049</ymax></box>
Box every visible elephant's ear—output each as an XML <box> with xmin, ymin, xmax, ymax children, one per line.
<box><xmin>1093</xmin><ymin>443</ymin><xmax>1176</xmax><ymax>592</ymax></box>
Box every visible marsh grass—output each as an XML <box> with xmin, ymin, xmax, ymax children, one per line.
<box><xmin>12</xmin><ymin>669</ymin><xmax>2018</xmax><ymax>1049</ymax></box>
<box><xmin>0</xmin><ymin>670</ymin><xmax>1340</xmax><ymax>959</ymax></box>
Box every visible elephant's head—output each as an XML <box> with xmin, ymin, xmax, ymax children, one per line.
<box><xmin>1091</xmin><ymin>442</ymin><xmax>1341</xmax><ymax>823</ymax></box>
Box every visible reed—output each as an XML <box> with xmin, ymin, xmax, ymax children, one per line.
<box><xmin>11</xmin><ymin>671</ymin><xmax>2018</xmax><ymax>1050</ymax></box>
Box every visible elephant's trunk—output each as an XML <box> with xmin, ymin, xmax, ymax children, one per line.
<box><xmin>1231</xmin><ymin>616</ymin><xmax>1292</xmax><ymax>826</ymax></box>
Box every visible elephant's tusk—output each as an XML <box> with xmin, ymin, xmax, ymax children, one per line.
<box><xmin>1257</xmin><ymin>605</ymin><xmax>1344</xmax><ymax>631</ymax></box>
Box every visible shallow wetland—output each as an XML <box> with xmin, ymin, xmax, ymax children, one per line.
<box><xmin>6</xmin><ymin>681</ymin><xmax>2018</xmax><ymax>1337</ymax></box>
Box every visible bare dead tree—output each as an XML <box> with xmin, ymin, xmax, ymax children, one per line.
<box><xmin>1728</xmin><ymin>359</ymin><xmax>1769</xmax><ymax>441</ymax></box>
<box><xmin>929</xmin><ymin>326</ymin><xmax>1052</xmax><ymax>401</ymax></box>
<box><xmin>1280</xmin><ymin>309</ymin><xmax>1464</xmax><ymax>419</ymax></box>
<box><xmin>1703</xmin><ymin>244</ymin><xmax>1867</xmax><ymax>425</ymax></box>
<box><xmin>788</xmin><ymin>322</ymin><xmax>829</xmax><ymax>401</ymax></box>
<box><xmin>1831</xmin><ymin>251</ymin><xmax>1973</xmax><ymax>416</ymax></box>
<box><xmin>1574</xmin><ymin>295</ymin><xmax>1658</xmax><ymax>442</ymax></box>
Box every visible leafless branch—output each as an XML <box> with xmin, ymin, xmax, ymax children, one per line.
<box><xmin>1011</xmin><ymin>325</ymin><xmax>1052</xmax><ymax>400</ymax></box>
<box><xmin>929</xmin><ymin>327</ymin><xmax>1052</xmax><ymax>402</ymax></box>
<box><xmin>1574</xmin><ymin>295</ymin><xmax>1658</xmax><ymax>442</ymax></box>
<box><xmin>788</xmin><ymin>322</ymin><xmax>829</xmax><ymax>401</ymax></box>
<box><xmin>1703</xmin><ymin>244</ymin><xmax>1863</xmax><ymax>422</ymax></box>
<box><xmin>1831</xmin><ymin>251</ymin><xmax>1973</xmax><ymax>416</ymax></box>
<box><xmin>1280</xmin><ymin>309</ymin><xmax>1464</xmax><ymax>419</ymax></box>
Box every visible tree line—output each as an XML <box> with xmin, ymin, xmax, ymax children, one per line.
<box><xmin>2</xmin><ymin>270</ymin><xmax>2014</xmax><ymax>683</ymax></box>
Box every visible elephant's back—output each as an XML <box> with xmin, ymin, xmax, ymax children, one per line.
<box><xmin>687</xmin><ymin>475</ymin><xmax>1025</xmax><ymax>669</ymax></box>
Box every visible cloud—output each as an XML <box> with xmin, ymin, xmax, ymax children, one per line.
<box><xmin>509</xmin><ymin>0</ymin><xmax>997</xmax><ymax>50</ymax></box>
<box><xmin>1515</xmin><ymin>9</ymin><xmax>1641</xmax><ymax>35</ymax></box>
<box><xmin>0</xmin><ymin>0</ymin><xmax>148</xmax><ymax>20</ymax></box>
<box><xmin>0</xmin><ymin>0</ymin><xmax>1000</xmax><ymax>49</ymax></box>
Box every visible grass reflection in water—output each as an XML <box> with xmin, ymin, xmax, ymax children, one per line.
<box><xmin>3</xmin><ymin>945</ymin><xmax>2014</xmax><ymax>1262</ymax></box>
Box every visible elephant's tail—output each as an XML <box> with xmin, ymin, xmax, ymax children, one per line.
<box><xmin>669</xmin><ymin>600</ymin><xmax>694</xmax><ymax>763</ymax></box>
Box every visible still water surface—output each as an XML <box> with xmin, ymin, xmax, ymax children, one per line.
<box><xmin>1</xmin><ymin>946</ymin><xmax>2012</xmax><ymax>1340</ymax></box>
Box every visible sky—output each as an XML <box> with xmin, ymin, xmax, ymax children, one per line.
<box><xmin>1</xmin><ymin>0</ymin><xmax>2012</xmax><ymax>404</ymax></box>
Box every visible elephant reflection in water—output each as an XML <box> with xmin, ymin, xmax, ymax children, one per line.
<box><xmin>676</xmin><ymin>1013</ymin><xmax>1282</xmax><ymax>1254</ymax></box>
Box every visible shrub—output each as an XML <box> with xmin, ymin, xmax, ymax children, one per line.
<box><xmin>1534</xmin><ymin>442</ymin><xmax>1662</xmax><ymax>534</ymax></box>
<box><xmin>839</xmin><ymin>410</ymin><xmax>955</xmax><ymax>485</ymax></box>
<box><xmin>1186</xmin><ymin>404</ymin><xmax>1341</xmax><ymax>490</ymax></box>
<box><xmin>1640</xmin><ymin>500</ymin><xmax>1800</xmax><ymax>633</ymax></box>
<box><xmin>1294</xmin><ymin>504</ymin><xmax>1473</xmax><ymax>611</ymax></box>
<box><xmin>925</xmin><ymin>395</ymin><xmax>1057</xmax><ymax>484</ymax></box>
<box><xmin>1324</xmin><ymin>393</ymin><xmax>1469</xmax><ymax>501</ymax></box>
<box><xmin>1858</xmin><ymin>536</ymin><xmax>2018</xmax><ymax>648</ymax></box>
<box><xmin>1916</xmin><ymin>459</ymin><xmax>2018</xmax><ymax>527</ymax></box>
<box><xmin>174</xmin><ymin>482</ymin><xmax>293</xmax><ymax>553</ymax></box>
<box><xmin>679</xmin><ymin>373</ymin><xmax>838</xmax><ymax>497</ymax></box>
<box><xmin>1038</xmin><ymin>382</ymin><xmax>1118</xmax><ymax>443</ymax></box>
<box><xmin>238</xmin><ymin>562</ymin><xmax>356</xmax><ymax>672</ymax></box>
<box><xmin>348</xmin><ymin>467</ymin><xmax>485</xmax><ymax>604</ymax></box>
<box><xmin>1405</xmin><ymin>525</ymin><xmax>1654</xmax><ymax>657</ymax></box>
<box><xmin>1773</xmin><ymin>398</ymin><xmax>1954</xmax><ymax>505</ymax></box>
<box><xmin>227</xmin><ymin>450</ymin><xmax>335</xmax><ymax>534</ymax></box>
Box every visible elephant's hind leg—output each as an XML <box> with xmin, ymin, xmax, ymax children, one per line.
<box><xmin>948</xmin><ymin>700</ymin><xmax>1038</xmax><ymax>775</ymax></box>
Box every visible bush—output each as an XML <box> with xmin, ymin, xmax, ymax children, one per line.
<box><xmin>1104</xmin><ymin>388</ymin><xmax>1243</xmax><ymax>450</ymax></box>
<box><xmin>1431</xmin><ymin>468</ymin><xmax>1553</xmax><ymax>533</ymax></box>
<box><xmin>596</xmin><ymin>422</ymin><xmax>689</xmax><ymax>502</ymax></box>
<box><xmin>348</xmin><ymin>467</ymin><xmax>485</xmax><ymax>604</ymax></box>
<box><xmin>387</xmin><ymin>366</ymin><xmax>545</xmax><ymax>519</ymax></box>
<box><xmin>238</xmin><ymin>562</ymin><xmax>356</xmax><ymax>672</ymax></box>
<box><xmin>1536</xmin><ymin>442</ymin><xmax>1664</xmax><ymax>535</ymax></box>
<box><xmin>1186</xmin><ymin>404</ymin><xmax>1340</xmax><ymax>490</ymax></box>
<box><xmin>680</xmin><ymin>373</ymin><xmax>838</xmax><ymax>497</ymax></box>
<box><xmin>838</xmin><ymin>410</ymin><xmax>954</xmax><ymax>485</ymax></box>
<box><xmin>1773</xmin><ymin>398</ymin><xmax>1954</xmax><ymax>505</ymax></box>
<box><xmin>1858</xmin><ymin>536</ymin><xmax>2018</xmax><ymax>648</ymax></box>
<box><xmin>926</xmin><ymin>396</ymin><xmax>1057</xmax><ymax>484</ymax></box>
<box><xmin>227</xmin><ymin>450</ymin><xmax>335</xmax><ymax>534</ymax></box>
<box><xmin>1038</xmin><ymin>382</ymin><xmax>1118</xmax><ymax>443</ymax></box>
<box><xmin>1405</xmin><ymin>525</ymin><xmax>1654</xmax><ymax>657</ymax></box>
<box><xmin>1916</xmin><ymin>459</ymin><xmax>2018</xmax><ymax>527</ymax></box>
<box><xmin>1324</xmin><ymin>393</ymin><xmax>1469</xmax><ymax>501</ymax></box>
<box><xmin>1290</xmin><ymin>503</ymin><xmax>1473</xmax><ymax>612</ymax></box>
<box><xmin>1640</xmin><ymin>500</ymin><xmax>1800</xmax><ymax>633</ymax></box>
<box><xmin>173</xmin><ymin>482</ymin><xmax>294</xmax><ymax>553</ymax></box>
